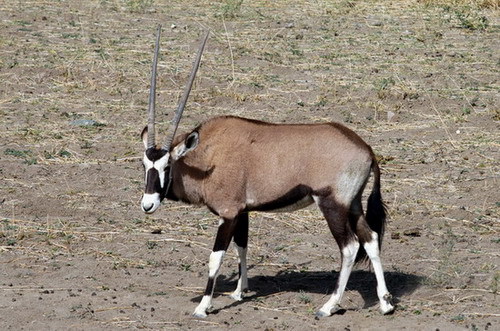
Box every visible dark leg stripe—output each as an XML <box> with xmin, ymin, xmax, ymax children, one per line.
<box><xmin>204</xmin><ymin>277</ymin><xmax>215</xmax><ymax>296</ymax></box>
<box><xmin>317</xmin><ymin>196</ymin><xmax>356</xmax><ymax>248</ymax></box>
<box><xmin>233</xmin><ymin>212</ymin><xmax>249</xmax><ymax>248</ymax></box>
<box><xmin>213</xmin><ymin>218</ymin><xmax>238</xmax><ymax>251</ymax></box>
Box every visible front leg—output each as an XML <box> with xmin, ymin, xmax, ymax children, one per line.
<box><xmin>193</xmin><ymin>217</ymin><xmax>237</xmax><ymax>318</ymax></box>
<box><xmin>230</xmin><ymin>212</ymin><xmax>249</xmax><ymax>301</ymax></box>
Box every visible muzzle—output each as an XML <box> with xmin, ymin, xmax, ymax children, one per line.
<box><xmin>141</xmin><ymin>193</ymin><xmax>161</xmax><ymax>214</ymax></box>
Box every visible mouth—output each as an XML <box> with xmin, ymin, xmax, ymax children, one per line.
<box><xmin>142</xmin><ymin>203</ymin><xmax>155</xmax><ymax>213</ymax></box>
<box><xmin>141</xmin><ymin>193</ymin><xmax>160</xmax><ymax>214</ymax></box>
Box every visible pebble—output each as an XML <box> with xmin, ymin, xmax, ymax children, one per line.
<box><xmin>387</xmin><ymin>111</ymin><xmax>396</xmax><ymax>122</ymax></box>
<box><xmin>69</xmin><ymin>119</ymin><xmax>102</xmax><ymax>127</ymax></box>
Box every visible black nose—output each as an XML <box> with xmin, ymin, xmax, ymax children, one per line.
<box><xmin>142</xmin><ymin>203</ymin><xmax>154</xmax><ymax>212</ymax></box>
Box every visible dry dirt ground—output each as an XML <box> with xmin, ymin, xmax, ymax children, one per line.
<box><xmin>1</xmin><ymin>0</ymin><xmax>499</xmax><ymax>330</ymax></box>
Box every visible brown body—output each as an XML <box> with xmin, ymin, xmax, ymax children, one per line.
<box><xmin>171</xmin><ymin>116</ymin><xmax>374</xmax><ymax>221</ymax></box>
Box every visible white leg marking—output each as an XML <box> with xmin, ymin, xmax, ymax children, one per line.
<box><xmin>193</xmin><ymin>295</ymin><xmax>212</xmax><ymax>318</ymax></box>
<box><xmin>208</xmin><ymin>250</ymin><xmax>225</xmax><ymax>278</ymax></box>
<box><xmin>364</xmin><ymin>233</ymin><xmax>394</xmax><ymax>314</ymax></box>
<box><xmin>193</xmin><ymin>250</ymin><xmax>225</xmax><ymax>318</ymax></box>
<box><xmin>230</xmin><ymin>245</ymin><xmax>248</xmax><ymax>301</ymax></box>
<box><xmin>317</xmin><ymin>241</ymin><xmax>359</xmax><ymax>317</ymax></box>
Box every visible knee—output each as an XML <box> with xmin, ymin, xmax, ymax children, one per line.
<box><xmin>342</xmin><ymin>241</ymin><xmax>360</xmax><ymax>262</ymax></box>
<box><xmin>363</xmin><ymin>236</ymin><xmax>380</xmax><ymax>259</ymax></box>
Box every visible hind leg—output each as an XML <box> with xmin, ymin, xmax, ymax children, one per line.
<box><xmin>317</xmin><ymin>240</ymin><xmax>359</xmax><ymax>316</ymax></box>
<box><xmin>315</xmin><ymin>196</ymin><xmax>359</xmax><ymax>317</ymax></box>
<box><xmin>352</xmin><ymin>203</ymin><xmax>394</xmax><ymax>315</ymax></box>
<box><xmin>362</xmin><ymin>231</ymin><xmax>394</xmax><ymax>314</ymax></box>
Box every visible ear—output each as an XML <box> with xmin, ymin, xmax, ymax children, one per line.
<box><xmin>141</xmin><ymin>126</ymin><xmax>148</xmax><ymax>149</ymax></box>
<box><xmin>185</xmin><ymin>131</ymin><xmax>199</xmax><ymax>150</ymax></box>
<box><xmin>172</xmin><ymin>131</ymin><xmax>199</xmax><ymax>160</ymax></box>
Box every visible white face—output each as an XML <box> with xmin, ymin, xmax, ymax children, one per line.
<box><xmin>141</xmin><ymin>152</ymin><xmax>169</xmax><ymax>214</ymax></box>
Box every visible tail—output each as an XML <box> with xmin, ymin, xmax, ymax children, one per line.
<box><xmin>355</xmin><ymin>160</ymin><xmax>387</xmax><ymax>264</ymax></box>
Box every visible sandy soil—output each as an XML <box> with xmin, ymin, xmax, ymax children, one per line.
<box><xmin>1</xmin><ymin>1</ymin><xmax>498</xmax><ymax>330</ymax></box>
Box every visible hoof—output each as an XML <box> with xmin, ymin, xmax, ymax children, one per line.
<box><xmin>192</xmin><ymin>311</ymin><xmax>208</xmax><ymax>319</ymax></box>
<box><xmin>380</xmin><ymin>294</ymin><xmax>395</xmax><ymax>315</ymax></box>
<box><xmin>315</xmin><ymin>310</ymin><xmax>331</xmax><ymax>318</ymax></box>
<box><xmin>380</xmin><ymin>303</ymin><xmax>395</xmax><ymax>315</ymax></box>
<box><xmin>316</xmin><ymin>304</ymin><xmax>340</xmax><ymax>317</ymax></box>
<box><xmin>230</xmin><ymin>292</ymin><xmax>244</xmax><ymax>301</ymax></box>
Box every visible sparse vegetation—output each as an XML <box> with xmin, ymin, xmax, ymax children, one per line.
<box><xmin>217</xmin><ymin>0</ymin><xmax>244</xmax><ymax>19</ymax></box>
<box><xmin>298</xmin><ymin>290</ymin><xmax>312</xmax><ymax>304</ymax></box>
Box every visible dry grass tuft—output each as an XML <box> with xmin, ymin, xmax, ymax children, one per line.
<box><xmin>420</xmin><ymin>0</ymin><xmax>499</xmax><ymax>9</ymax></box>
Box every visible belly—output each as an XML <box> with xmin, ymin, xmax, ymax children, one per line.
<box><xmin>246</xmin><ymin>185</ymin><xmax>314</xmax><ymax>213</ymax></box>
<box><xmin>267</xmin><ymin>195</ymin><xmax>314</xmax><ymax>212</ymax></box>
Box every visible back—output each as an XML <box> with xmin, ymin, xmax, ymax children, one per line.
<box><xmin>190</xmin><ymin>116</ymin><xmax>374</xmax><ymax>209</ymax></box>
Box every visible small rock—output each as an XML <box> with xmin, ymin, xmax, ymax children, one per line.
<box><xmin>423</xmin><ymin>155</ymin><xmax>436</xmax><ymax>164</ymax></box>
<box><xmin>387</xmin><ymin>111</ymin><xmax>396</xmax><ymax>122</ymax></box>
<box><xmin>69</xmin><ymin>119</ymin><xmax>103</xmax><ymax>127</ymax></box>
<box><xmin>403</xmin><ymin>228</ymin><xmax>421</xmax><ymax>237</ymax></box>
<box><xmin>391</xmin><ymin>232</ymin><xmax>401</xmax><ymax>240</ymax></box>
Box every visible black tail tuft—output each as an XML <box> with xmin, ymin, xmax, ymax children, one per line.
<box><xmin>355</xmin><ymin>161</ymin><xmax>387</xmax><ymax>264</ymax></box>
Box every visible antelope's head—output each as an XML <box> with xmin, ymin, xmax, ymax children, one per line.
<box><xmin>140</xmin><ymin>26</ymin><xmax>208</xmax><ymax>214</ymax></box>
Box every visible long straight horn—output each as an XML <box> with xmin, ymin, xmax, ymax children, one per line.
<box><xmin>162</xmin><ymin>30</ymin><xmax>210</xmax><ymax>152</ymax></box>
<box><xmin>147</xmin><ymin>25</ymin><xmax>162</xmax><ymax>149</ymax></box>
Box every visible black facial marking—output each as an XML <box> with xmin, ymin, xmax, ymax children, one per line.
<box><xmin>145</xmin><ymin>168</ymin><xmax>162</xmax><ymax>194</ymax></box>
<box><xmin>146</xmin><ymin>148</ymin><xmax>168</xmax><ymax>161</ymax></box>
<box><xmin>144</xmin><ymin>148</ymin><xmax>170</xmax><ymax>199</ymax></box>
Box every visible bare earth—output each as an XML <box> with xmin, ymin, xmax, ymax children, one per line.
<box><xmin>1</xmin><ymin>1</ymin><xmax>498</xmax><ymax>330</ymax></box>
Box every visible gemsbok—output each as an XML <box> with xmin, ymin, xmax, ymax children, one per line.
<box><xmin>140</xmin><ymin>26</ymin><xmax>394</xmax><ymax>318</ymax></box>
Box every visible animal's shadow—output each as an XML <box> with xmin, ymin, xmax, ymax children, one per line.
<box><xmin>191</xmin><ymin>267</ymin><xmax>423</xmax><ymax>314</ymax></box>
